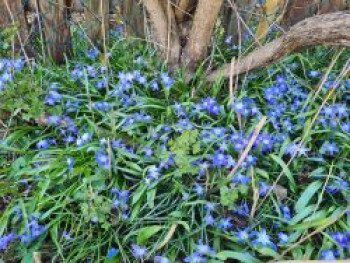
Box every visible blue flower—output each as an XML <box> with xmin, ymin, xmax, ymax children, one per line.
<box><xmin>232</xmin><ymin>173</ymin><xmax>251</xmax><ymax>185</ymax></box>
<box><xmin>87</xmin><ymin>48</ymin><xmax>100</xmax><ymax>60</ymax></box>
<box><xmin>62</xmin><ymin>231</ymin><xmax>73</xmax><ymax>241</ymax></box>
<box><xmin>319</xmin><ymin>250</ymin><xmax>337</xmax><ymax>260</ymax></box>
<box><xmin>93</xmin><ymin>102</ymin><xmax>111</xmax><ymax>112</ymax></box>
<box><xmin>173</xmin><ymin>102</ymin><xmax>187</xmax><ymax>117</ymax></box>
<box><xmin>0</xmin><ymin>233</ymin><xmax>17</xmax><ymax>251</ymax></box>
<box><xmin>67</xmin><ymin>157</ymin><xmax>74</xmax><ymax>171</ymax></box>
<box><xmin>334</xmin><ymin>104</ymin><xmax>348</xmax><ymax>118</ymax></box>
<box><xmin>259</xmin><ymin>182</ymin><xmax>271</xmax><ymax>197</ymax></box>
<box><xmin>47</xmin><ymin>115</ymin><xmax>62</xmax><ymax>126</ymax></box>
<box><xmin>20</xmin><ymin>216</ymin><xmax>47</xmax><ymax>245</ymax></box>
<box><xmin>154</xmin><ymin>256</ymin><xmax>171</xmax><ymax>263</ymax></box>
<box><xmin>245</xmin><ymin>155</ymin><xmax>257</xmax><ymax>166</ymax></box>
<box><xmin>193</xmin><ymin>183</ymin><xmax>205</xmax><ymax>197</ymax></box>
<box><xmin>135</xmin><ymin>73</ymin><xmax>147</xmax><ymax>85</ymax></box>
<box><xmin>277</xmin><ymin>232</ymin><xmax>289</xmax><ymax>245</ymax></box>
<box><xmin>308</xmin><ymin>70</ymin><xmax>320</xmax><ymax>78</ymax></box>
<box><xmin>131</xmin><ymin>244</ymin><xmax>148</xmax><ymax>259</ymax></box>
<box><xmin>341</xmin><ymin>122</ymin><xmax>350</xmax><ymax>133</ymax></box>
<box><xmin>107</xmin><ymin>247</ymin><xmax>119</xmax><ymax>259</ymax></box>
<box><xmin>212</xmin><ymin>151</ymin><xmax>235</xmax><ymax>168</ymax></box>
<box><xmin>233</xmin><ymin>228</ymin><xmax>250</xmax><ymax>244</ymax></box>
<box><xmin>184</xmin><ymin>252</ymin><xmax>207</xmax><ymax>263</ymax></box>
<box><xmin>95</xmin><ymin>151</ymin><xmax>110</xmax><ymax>170</ymax></box>
<box><xmin>36</xmin><ymin>139</ymin><xmax>50</xmax><ymax>149</ymax></box>
<box><xmin>161</xmin><ymin>73</ymin><xmax>174</xmax><ymax>89</ymax></box>
<box><xmin>232</xmin><ymin>202</ymin><xmax>250</xmax><ymax>217</ymax></box>
<box><xmin>143</xmin><ymin>147</ymin><xmax>153</xmax><ymax>157</ymax></box>
<box><xmin>149</xmin><ymin>80</ymin><xmax>160</xmax><ymax>91</ymax></box>
<box><xmin>216</xmin><ymin>217</ymin><xmax>233</xmax><ymax>230</ymax></box>
<box><xmin>76</xmin><ymin>133</ymin><xmax>92</xmax><ymax>147</ymax></box>
<box><xmin>251</xmin><ymin>229</ymin><xmax>277</xmax><ymax>250</ymax></box>
<box><xmin>279</xmin><ymin>205</ymin><xmax>291</xmax><ymax>221</ymax></box>
<box><xmin>87</xmin><ymin>66</ymin><xmax>97</xmax><ymax>78</ymax></box>
<box><xmin>225</xmin><ymin>35</ymin><xmax>232</xmax><ymax>45</ymax></box>
<box><xmin>329</xmin><ymin>232</ymin><xmax>349</xmax><ymax>249</ymax></box>
<box><xmin>232</xmin><ymin>98</ymin><xmax>258</xmax><ymax>116</ymax></box>
<box><xmin>321</xmin><ymin>141</ymin><xmax>339</xmax><ymax>156</ymax></box>
<box><xmin>285</xmin><ymin>143</ymin><xmax>310</xmax><ymax>157</ymax></box>
<box><xmin>205</xmin><ymin>202</ymin><xmax>217</xmax><ymax>213</ymax></box>
<box><xmin>201</xmin><ymin>97</ymin><xmax>221</xmax><ymax>116</ymax></box>
<box><xmin>194</xmin><ymin>241</ymin><xmax>215</xmax><ymax>256</ymax></box>
<box><xmin>256</xmin><ymin>134</ymin><xmax>275</xmax><ymax>153</ymax></box>
<box><xmin>146</xmin><ymin>166</ymin><xmax>161</xmax><ymax>185</ymax></box>
<box><xmin>204</xmin><ymin>214</ymin><xmax>215</xmax><ymax>226</ymax></box>
<box><xmin>96</xmin><ymin>79</ymin><xmax>108</xmax><ymax>89</ymax></box>
<box><xmin>45</xmin><ymin>90</ymin><xmax>62</xmax><ymax>106</ymax></box>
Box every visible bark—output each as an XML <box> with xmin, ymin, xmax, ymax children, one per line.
<box><xmin>122</xmin><ymin>0</ymin><xmax>145</xmax><ymax>37</ymax></box>
<box><xmin>181</xmin><ymin>0</ymin><xmax>224</xmax><ymax>69</ymax></box>
<box><xmin>174</xmin><ymin>0</ymin><xmax>192</xmax><ymax>23</ymax></box>
<box><xmin>282</xmin><ymin>0</ymin><xmax>319</xmax><ymax>27</ymax></box>
<box><xmin>281</xmin><ymin>0</ymin><xmax>349</xmax><ymax>27</ymax></box>
<box><xmin>0</xmin><ymin>0</ymin><xmax>31</xmax><ymax>57</ymax></box>
<box><xmin>223</xmin><ymin>0</ymin><xmax>255</xmax><ymax>45</ymax></box>
<box><xmin>207</xmin><ymin>12</ymin><xmax>350</xmax><ymax>81</ymax></box>
<box><xmin>318</xmin><ymin>0</ymin><xmax>348</xmax><ymax>14</ymax></box>
<box><xmin>143</xmin><ymin>0</ymin><xmax>181</xmax><ymax>65</ymax></box>
<box><xmin>84</xmin><ymin>0</ymin><xmax>110</xmax><ymax>52</ymax></box>
<box><xmin>38</xmin><ymin>0</ymin><xmax>72</xmax><ymax>64</ymax></box>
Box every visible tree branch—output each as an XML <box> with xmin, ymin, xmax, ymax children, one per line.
<box><xmin>181</xmin><ymin>0</ymin><xmax>224</xmax><ymax>69</ymax></box>
<box><xmin>207</xmin><ymin>12</ymin><xmax>350</xmax><ymax>82</ymax></box>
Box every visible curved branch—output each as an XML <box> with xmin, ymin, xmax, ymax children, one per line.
<box><xmin>207</xmin><ymin>12</ymin><xmax>350</xmax><ymax>82</ymax></box>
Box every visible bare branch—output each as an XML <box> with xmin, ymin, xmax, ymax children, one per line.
<box><xmin>207</xmin><ymin>12</ymin><xmax>350</xmax><ymax>82</ymax></box>
<box><xmin>181</xmin><ymin>0</ymin><xmax>224</xmax><ymax>69</ymax></box>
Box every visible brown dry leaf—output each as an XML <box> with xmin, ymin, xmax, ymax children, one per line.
<box><xmin>273</xmin><ymin>184</ymin><xmax>288</xmax><ymax>201</ymax></box>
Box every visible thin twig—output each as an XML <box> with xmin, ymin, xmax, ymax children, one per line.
<box><xmin>227</xmin><ymin>116</ymin><xmax>267</xmax><ymax>181</ymax></box>
<box><xmin>157</xmin><ymin>223</ymin><xmax>178</xmax><ymax>250</ymax></box>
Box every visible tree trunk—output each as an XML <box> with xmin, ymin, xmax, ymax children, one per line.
<box><xmin>143</xmin><ymin>0</ymin><xmax>181</xmax><ymax>65</ymax></box>
<box><xmin>181</xmin><ymin>0</ymin><xmax>224</xmax><ymax>69</ymax></box>
<box><xmin>223</xmin><ymin>0</ymin><xmax>255</xmax><ymax>45</ymax></box>
<box><xmin>85</xmin><ymin>0</ymin><xmax>110</xmax><ymax>53</ymax></box>
<box><xmin>207</xmin><ymin>12</ymin><xmax>350</xmax><ymax>81</ymax></box>
<box><xmin>0</xmin><ymin>0</ymin><xmax>31</xmax><ymax>57</ymax></box>
<box><xmin>38</xmin><ymin>0</ymin><xmax>72</xmax><ymax>64</ymax></box>
<box><xmin>122</xmin><ymin>0</ymin><xmax>145</xmax><ymax>37</ymax></box>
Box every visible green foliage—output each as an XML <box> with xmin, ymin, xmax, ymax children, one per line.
<box><xmin>0</xmin><ymin>25</ymin><xmax>349</xmax><ymax>263</ymax></box>
<box><xmin>169</xmin><ymin>130</ymin><xmax>200</xmax><ymax>175</ymax></box>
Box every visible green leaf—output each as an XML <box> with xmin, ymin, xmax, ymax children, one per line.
<box><xmin>132</xmin><ymin>184</ymin><xmax>147</xmax><ymax>205</ymax></box>
<box><xmin>220</xmin><ymin>186</ymin><xmax>238</xmax><ymax>208</ymax></box>
<box><xmin>137</xmin><ymin>225</ymin><xmax>163</xmax><ymax>245</ymax></box>
<box><xmin>270</xmin><ymin>154</ymin><xmax>296</xmax><ymax>192</ymax></box>
<box><xmin>216</xmin><ymin>251</ymin><xmax>261</xmax><ymax>263</ymax></box>
<box><xmin>295</xmin><ymin>181</ymin><xmax>322</xmax><ymax>213</ymax></box>
<box><xmin>147</xmin><ymin>188</ymin><xmax>156</xmax><ymax>209</ymax></box>
<box><xmin>289</xmin><ymin>205</ymin><xmax>316</xmax><ymax>225</ymax></box>
<box><xmin>257</xmin><ymin>247</ymin><xmax>280</xmax><ymax>258</ymax></box>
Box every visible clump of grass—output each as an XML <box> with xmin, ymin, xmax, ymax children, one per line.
<box><xmin>0</xmin><ymin>28</ymin><xmax>349</xmax><ymax>262</ymax></box>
